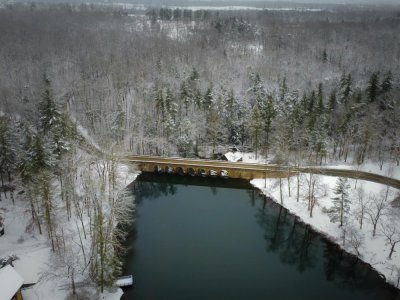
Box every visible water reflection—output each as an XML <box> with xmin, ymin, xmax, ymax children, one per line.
<box><xmin>255</xmin><ymin>193</ymin><xmax>399</xmax><ymax>298</ymax></box>
<box><xmin>123</xmin><ymin>173</ymin><xmax>400</xmax><ymax>300</ymax></box>
<box><xmin>256</xmin><ymin>199</ymin><xmax>317</xmax><ymax>272</ymax></box>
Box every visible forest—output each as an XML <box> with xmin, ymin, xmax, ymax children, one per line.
<box><xmin>0</xmin><ymin>2</ymin><xmax>399</xmax><ymax>297</ymax></box>
<box><xmin>1</xmin><ymin>3</ymin><xmax>399</xmax><ymax>163</ymax></box>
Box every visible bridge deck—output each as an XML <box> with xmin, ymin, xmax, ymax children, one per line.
<box><xmin>124</xmin><ymin>155</ymin><xmax>287</xmax><ymax>179</ymax></box>
<box><xmin>124</xmin><ymin>155</ymin><xmax>400</xmax><ymax>189</ymax></box>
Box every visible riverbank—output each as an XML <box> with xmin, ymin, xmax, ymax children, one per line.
<box><xmin>0</xmin><ymin>157</ymin><xmax>139</xmax><ymax>299</ymax></box>
<box><xmin>251</xmin><ymin>175</ymin><xmax>400</xmax><ymax>289</ymax></box>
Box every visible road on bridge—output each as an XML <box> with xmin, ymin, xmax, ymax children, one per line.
<box><xmin>124</xmin><ymin>155</ymin><xmax>400</xmax><ymax>189</ymax></box>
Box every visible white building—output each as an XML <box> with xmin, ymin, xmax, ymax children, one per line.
<box><xmin>0</xmin><ymin>265</ymin><xmax>24</xmax><ymax>300</ymax></box>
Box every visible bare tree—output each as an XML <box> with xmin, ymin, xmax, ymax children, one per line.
<box><xmin>366</xmin><ymin>191</ymin><xmax>388</xmax><ymax>237</ymax></box>
<box><xmin>304</xmin><ymin>173</ymin><xmax>323</xmax><ymax>218</ymax></box>
<box><xmin>347</xmin><ymin>226</ymin><xmax>364</xmax><ymax>259</ymax></box>
<box><xmin>380</xmin><ymin>218</ymin><xmax>400</xmax><ymax>259</ymax></box>
<box><xmin>355</xmin><ymin>185</ymin><xmax>369</xmax><ymax>230</ymax></box>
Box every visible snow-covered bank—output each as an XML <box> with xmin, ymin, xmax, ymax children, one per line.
<box><xmin>0</xmin><ymin>157</ymin><xmax>140</xmax><ymax>300</ymax></box>
<box><xmin>251</xmin><ymin>175</ymin><xmax>400</xmax><ymax>289</ymax></box>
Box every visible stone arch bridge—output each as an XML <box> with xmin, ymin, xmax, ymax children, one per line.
<box><xmin>124</xmin><ymin>155</ymin><xmax>400</xmax><ymax>189</ymax></box>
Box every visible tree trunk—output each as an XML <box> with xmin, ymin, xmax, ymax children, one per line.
<box><xmin>340</xmin><ymin>194</ymin><xmax>344</xmax><ymax>227</ymax></box>
<box><xmin>296</xmin><ymin>173</ymin><xmax>300</xmax><ymax>202</ymax></box>
<box><xmin>389</xmin><ymin>242</ymin><xmax>397</xmax><ymax>259</ymax></box>
<box><xmin>373</xmin><ymin>222</ymin><xmax>377</xmax><ymax>237</ymax></box>
<box><xmin>71</xmin><ymin>268</ymin><xmax>76</xmax><ymax>296</ymax></box>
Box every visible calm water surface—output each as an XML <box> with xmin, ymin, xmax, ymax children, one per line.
<box><xmin>123</xmin><ymin>173</ymin><xmax>399</xmax><ymax>300</ymax></box>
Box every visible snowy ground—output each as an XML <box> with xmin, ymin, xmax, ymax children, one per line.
<box><xmin>0</xmin><ymin>160</ymin><xmax>139</xmax><ymax>300</ymax></box>
<box><xmin>324</xmin><ymin>161</ymin><xmax>400</xmax><ymax>180</ymax></box>
<box><xmin>251</xmin><ymin>174</ymin><xmax>400</xmax><ymax>289</ymax></box>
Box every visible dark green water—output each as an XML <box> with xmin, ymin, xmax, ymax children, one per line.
<box><xmin>122</xmin><ymin>173</ymin><xmax>399</xmax><ymax>300</ymax></box>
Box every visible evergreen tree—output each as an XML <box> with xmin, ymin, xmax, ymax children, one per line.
<box><xmin>110</xmin><ymin>104</ymin><xmax>125</xmax><ymax>144</ymax></box>
<box><xmin>322</xmin><ymin>48</ymin><xmax>328</xmax><ymax>63</ymax></box>
<box><xmin>39</xmin><ymin>76</ymin><xmax>60</xmax><ymax>134</ymax></box>
<box><xmin>225</xmin><ymin>89</ymin><xmax>239</xmax><ymax>144</ymax></box>
<box><xmin>0</xmin><ymin>117</ymin><xmax>17</xmax><ymax>183</ymax></box>
<box><xmin>173</xmin><ymin>8</ymin><xmax>182</xmax><ymax>20</ymax></box>
<box><xmin>31</xmin><ymin>134</ymin><xmax>53</xmax><ymax>171</ymax></box>
<box><xmin>379</xmin><ymin>70</ymin><xmax>393</xmax><ymax>110</ymax></box>
<box><xmin>165</xmin><ymin>88</ymin><xmax>173</xmax><ymax>115</ymax></box>
<box><xmin>250</xmin><ymin>103</ymin><xmax>263</xmax><ymax>159</ymax></box>
<box><xmin>307</xmin><ymin>90</ymin><xmax>316</xmax><ymax>114</ymax></box>
<box><xmin>279</xmin><ymin>77</ymin><xmax>288</xmax><ymax>103</ymax></box>
<box><xmin>353</xmin><ymin>89</ymin><xmax>363</xmax><ymax>104</ymax></box>
<box><xmin>249</xmin><ymin>73</ymin><xmax>266</xmax><ymax>105</ymax></box>
<box><xmin>380</xmin><ymin>70</ymin><xmax>393</xmax><ymax>94</ymax></box>
<box><xmin>193</xmin><ymin>88</ymin><xmax>202</xmax><ymax>108</ymax></box>
<box><xmin>154</xmin><ymin>85</ymin><xmax>164</xmax><ymax>120</ymax></box>
<box><xmin>367</xmin><ymin>72</ymin><xmax>380</xmax><ymax>103</ymax></box>
<box><xmin>262</xmin><ymin>95</ymin><xmax>276</xmax><ymax>147</ymax></box>
<box><xmin>206</xmin><ymin>106</ymin><xmax>225</xmax><ymax>156</ymax></box>
<box><xmin>306</xmin><ymin>91</ymin><xmax>317</xmax><ymax>132</ymax></box>
<box><xmin>328</xmin><ymin>89</ymin><xmax>337</xmax><ymax>111</ymax></box>
<box><xmin>339</xmin><ymin>73</ymin><xmax>352</xmax><ymax>104</ymax></box>
<box><xmin>203</xmin><ymin>86</ymin><xmax>213</xmax><ymax>110</ymax></box>
<box><xmin>189</xmin><ymin>68</ymin><xmax>199</xmax><ymax>81</ymax></box>
<box><xmin>328</xmin><ymin>177</ymin><xmax>351</xmax><ymax>227</ymax></box>
<box><xmin>180</xmin><ymin>81</ymin><xmax>190</xmax><ymax>113</ymax></box>
<box><xmin>317</xmin><ymin>83</ymin><xmax>325</xmax><ymax>115</ymax></box>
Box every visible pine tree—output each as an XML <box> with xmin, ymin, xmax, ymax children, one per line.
<box><xmin>353</xmin><ymin>89</ymin><xmax>363</xmax><ymax>104</ymax></box>
<box><xmin>164</xmin><ymin>88</ymin><xmax>173</xmax><ymax>114</ymax></box>
<box><xmin>279</xmin><ymin>77</ymin><xmax>288</xmax><ymax>103</ymax></box>
<box><xmin>52</xmin><ymin>111</ymin><xmax>77</xmax><ymax>159</ymax></box>
<box><xmin>0</xmin><ymin>117</ymin><xmax>17</xmax><ymax>183</ymax></box>
<box><xmin>39</xmin><ymin>76</ymin><xmax>60</xmax><ymax>134</ymax></box>
<box><xmin>380</xmin><ymin>70</ymin><xmax>393</xmax><ymax>94</ymax></box>
<box><xmin>154</xmin><ymin>85</ymin><xmax>164</xmax><ymax>120</ymax></box>
<box><xmin>250</xmin><ymin>103</ymin><xmax>263</xmax><ymax>159</ymax></box>
<box><xmin>328</xmin><ymin>177</ymin><xmax>351</xmax><ymax>227</ymax></box>
<box><xmin>262</xmin><ymin>95</ymin><xmax>276</xmax><ymax>147</ymax></box>
<box><xmin>180</xmin><ymin>81</ymin><xmax>190</xmax><ymax>113</ymax></box>
<box><xmin>189</xmin><ymin>67</ymin><xmax>199</xmax><ymax>81</ymax></box>
<box><xmin>225</xmin><ymin>90</ymin><xmax>247</xmax><ymax>145</ymax></box>
<box><xmin>367</xmin><ymin>72</ymin><xmax>380</xmax><ymax>103</ymax></box>
<box><xmin>322</xmin><ymin>48</ymin><xmax>328</xmax><ymax>63</ymax></box>
<box><xmin>306</xmin><ymin>90</ymin><xmax>317</xmax><ymax>132</ymax></box>
<box><xmin>206</xmin><ymin>106</ymin><xmax>225</xmax><ymax>156</ymax></box>
<box><xmin>379</xmin><ymin>70</ymin><xmax>393</xmax><ymax>110</ymax></box>
<box><xmin>317</xmin><ymin>83</ymin><xmax>325</xmax><ymax>114</ymax></box>
<box><xmin>250</xmin><ymin>73</ymin><xmax>266</xmax><ymax>105</ymax></box>
<box><xmin>203</xmin><ymin>86</ymin><xmax>213</xmax><ymax>110</ymax></box>
<box><xmin>328</xmin><ymin>89</ymin><xmax>337</xmax><ymax>111</ymax></box>
<box><xmin>339</xmin><ymin>73</ymin><xmax>352</xmax><ymax>104</ymax></box>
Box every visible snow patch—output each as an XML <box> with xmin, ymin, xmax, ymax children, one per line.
<box><xmin>0</xmin><ymin>265</ymin><xmax>24</xmax><ymax>300</ymax></box>
<box><xmin>224</xmin><ymin>151</ymin><xmax>243</xmax><ymax>162</ymax></box>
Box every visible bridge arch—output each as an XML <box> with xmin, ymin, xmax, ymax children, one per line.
<box><xmin>176</xmin><ymin>167</ymin><xmax>184</xmax><ymax>175</ymax></box>
<box><xmin>198</xmin><ymin>168</ymin><xmax>207</xmax><ymax>177</ymax></box>
<box><xmin>154</xmin><ymin>165</ymin><xmax>163</xmax><ymax>173</ymax></box>
<box><xmin>187</xmin><ymin>168</ymin><xmax>196</xmax><ymax>176</ymax></box>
